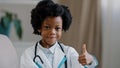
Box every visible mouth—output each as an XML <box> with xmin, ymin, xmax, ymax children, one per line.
<box><xmin>48</xmin><ymin>35</ymin><xmax>56</xmax><ymax>38</ymax></box>
<box><xmin>48</xmin><ymin>37</ymin><xmax>56</xmax><ymax>39</ymax></box>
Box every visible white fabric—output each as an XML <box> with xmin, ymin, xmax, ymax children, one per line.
<box><xmin>0</xmin><ymin>34</ymin><xmax>18</xmax><ymax>68</ymax></box>
<box><xmin>38</xmin><ymin>42</ymin><xmax>57</xmax><ymax>66</ymax></box>
<box><xmin>20</xmin><ymin>42</ymin><xmax>97</xmax><ymax>68</ymax></box>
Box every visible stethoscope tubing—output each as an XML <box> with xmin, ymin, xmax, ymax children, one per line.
<box><xmin>33</xmin><ymin>42</ymin><xmax>67</xmax><ymax>68</ymax></box>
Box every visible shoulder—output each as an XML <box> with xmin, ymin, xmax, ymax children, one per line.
<box><xmin>59</xmin><ymin>43</ymin><xmax>79</xmax><ymax>62</ymax></box>
<box><xmin>20</xmin><ymin>45</ymin><xmax>35</xmax><ymax>67</ymax></box>
<box><xmin>25</xmin><ymin>45</ymin><xmax>34</xmax><ymax>52</ymax></box>
<box><xmin>21</xmin><ymin>45</ymin><xmax>35</xmax><ymax>58</ymax></box>
<box><xmin>59</xmin><ymin>43</ymin><xmax>76</xmax><ymax>50</ymax></box>
<box><xmin>59</xmin><ymin>43</ymin><xmax>79</xmax><ymax>55</ymax></box>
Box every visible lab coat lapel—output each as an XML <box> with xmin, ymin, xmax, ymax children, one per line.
<box><xmin>37</xmin><ymin>48</ymin><xmax>52</xmax><ymax>68</ymax></box>
<box><xmin>53</xmin><ymin>46</ymin><xmax>66</xmax><ymax>68</ymax></box>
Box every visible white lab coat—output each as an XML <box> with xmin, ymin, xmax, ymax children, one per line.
<box><xmin>20</xmin><ymin>42</ymin><xmax>97</xmax><ymax>68</ymax></box>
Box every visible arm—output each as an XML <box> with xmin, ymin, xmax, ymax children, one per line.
<box><xmin>68</xmin><ymin>47</ymin><xmax>84</xmax><ymax>68</ymax></box>
<box><xmin>85</xmin><ymin>55</ymin><xmax>98</xmax><ymax>68</ymax></box>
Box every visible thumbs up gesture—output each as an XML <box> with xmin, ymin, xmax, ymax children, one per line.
<box><xmin>78</xmin><ymin>43</ymin><xmax>94</xmax><ymax>66</ymax></box>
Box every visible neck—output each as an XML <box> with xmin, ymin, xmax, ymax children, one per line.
<box><xmin>39</xmin><ymin>40</ymin><xmax>55</xmax><ymax>48</ymax></box>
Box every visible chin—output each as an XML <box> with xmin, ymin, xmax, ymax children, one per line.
<box><xmin>48</xmin><ymin>41</ymin><xmax>56</xmax><ymax>45</ymax></box>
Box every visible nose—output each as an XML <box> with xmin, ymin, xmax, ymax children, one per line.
<box><xmin>49</xmin><ymin>29</ymin><xmax>56</xmax><ymax>35</ymax></box>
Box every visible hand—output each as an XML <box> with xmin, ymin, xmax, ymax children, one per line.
<box><xmin>78</xmin><ymin>43</ymin><xmax>94</xmax><ymax>66</ymax></box>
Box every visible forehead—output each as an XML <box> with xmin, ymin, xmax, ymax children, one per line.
<box><xmin>43</xmin><ymin>16</ymin><xmax>62</xmax><ymax>25</ymax></box>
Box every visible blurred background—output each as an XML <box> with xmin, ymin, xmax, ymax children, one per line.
<box><xmin>0</xmin><ymin>0</ymin><xmax>120</xmax><ymax>68</ymax></box>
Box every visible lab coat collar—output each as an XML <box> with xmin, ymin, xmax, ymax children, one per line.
<box><xmin>38</xmin><ymin>41</ymin><xmax>57</xmax><ymax>54</ymax></box>
<box><xmin>49</xmin><ymin>41</ymin><xmax>57</xmax><ymax>54</ymax></box>
<box><xmin>53</xmin><ymin>42</ymin><xmax>66</xmax><ymax>68</ymax></box>
<box><xmin>36</xmin><ymin>45</ymin><xmax>52</xmax><ymax>68</ymax></box>
<box><xmin>37</xmin><ymin>41</ymin><xmax>66</xmax><ymax>68</ymax></box>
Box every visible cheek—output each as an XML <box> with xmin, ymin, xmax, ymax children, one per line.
<box><xmin>40</xmin><ymin>31</ymin><xmax>47</xmax><ymax>37</ymax></box>
<box><xmin>57</xmin><ymin>31</ymin><xmax>62</xmax><ymax>39</ymax></box>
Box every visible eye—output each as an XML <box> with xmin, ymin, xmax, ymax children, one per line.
<box><xmin>55</xmin><ymin>27</ymin><xmax>62</xmax><ymax>31</ymax></box>
<box><xmin>44</xmin><ymin>25</ymin><xmax>50</xmax><ymax>29</ymax></box>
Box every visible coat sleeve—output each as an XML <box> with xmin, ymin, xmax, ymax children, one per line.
<box><xmin>68</xmin><ymin>47</ymin><xmax>84</xmax><ymax>68</ymax></box>
<box><xmin>20</xmin><ymin>47</ymin><xmax>38</xmax><ymax>68</ymax></box>
<box><xmin>85</xmin><ymin>55</ymin><xmax>98</xmax><ymax>68</ymax></box>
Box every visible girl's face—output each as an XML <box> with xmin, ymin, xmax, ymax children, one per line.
<box><xmin>38</xmin><ymin>16</ymin><xmax>62</xmax><ymax>48</ymax></box>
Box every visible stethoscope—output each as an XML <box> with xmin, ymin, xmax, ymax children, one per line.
<box><xmin>33</xmin><ymin>41</ymin><xmax>67</xmax><ymax>68</ymax></box>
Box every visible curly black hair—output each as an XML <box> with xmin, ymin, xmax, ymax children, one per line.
<box><xmin>31</xmin><ymin>0</ymin><xmax>72</xmax><ymax>35</ymax></box>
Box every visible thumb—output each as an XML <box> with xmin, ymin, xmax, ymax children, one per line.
<box><xmin>82</xmin><ymin>43</ymin><xmax>87</xmax><ymax>54</ymax></box>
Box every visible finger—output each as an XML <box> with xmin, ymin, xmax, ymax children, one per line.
<box><xmin>79</xmin><ymin>59</ymin><xmax>87</xmax><ymax>66</ymax></box>
<box><xmin>82</xmin><ymin>43</ymin><xmax>87</xmax><ymax>54</ymax></box>
<box><xmin>79</xmin><ymin>58</ymin><xmax>86</xmax><ymax>62</ymax></box>
<box><xmin>81</xmin><ymin>62</ymin><xmax>87</xmax><ymax>66</ymax></box>
<box><xmin>79</xmin><ymin>55</ymin><xmax>86</xmax><ymax>62</ymax></box>
<box><xmin>79</xmin><ymin>54</ymin><xmax>85</xmax><ymax>58</ymax></box>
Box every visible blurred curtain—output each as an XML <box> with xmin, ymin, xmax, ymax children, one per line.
<box><xmin>60</xmin><ymin>0</ymin><xmax>102</xmax><ymax>68</ymax></box>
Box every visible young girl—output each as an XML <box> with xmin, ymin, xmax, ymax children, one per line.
<box><xmin>20</xmin><ymin>0</ymin><xmax>98</xmax><ymax>68</ymax></box>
